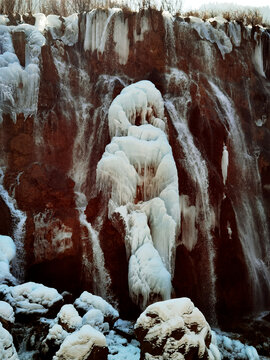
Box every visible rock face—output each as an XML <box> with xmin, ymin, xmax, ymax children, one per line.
<box><xmin>134</xmin><ymin>298</ymin><xmax>220</xmax><ymax>360</ymax></box>
<box><xmin>0</xmin><ymin>8</ymin><xmax>269</xmax><ymax>328</ymax></box>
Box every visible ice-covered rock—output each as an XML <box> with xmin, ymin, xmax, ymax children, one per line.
<box><xmin>56</xmin><ymin>304</ymin><xmax>82</xmax><ymax>332</ymax></box>
<box><xmin>82</xmin><ymin>308</ymin><xmax>109</xmax><ymax>332</ymax></box>
<box><xmin>0</xmin><ymin>282</ymin><xmax>63</xmax><ymax>318</ymax></box>
<box><xmin>0</xmin><ymin>300</ymin><xmax>15</xmax><ymax>324</ymax></box>
<box><xmin>0</xmin><ymin>323</ymin><xmax>18</xmax><ymax>360</ymax></box>
<box><xmin>113</xmin><ymin>319</ymin><xmax>135</xmax><ymax>340</ymax></box>
<box><xmin>0</xmin><ymin>235</ymin><xmax>16</xmax><ymax>284</ymax></box>
<box><xmin>189</xmin><ymin>17</ymin><xmax>233</xmax><ymax>59</ymax></box>
<box><xmin>53</xmin><ymin>324</ymin><xmax>108</xmax><ymax>360</ymax></box>
<box><xmin>213</xmin><ymin>331</ymin><xmax>260</xmax><ymax>360</ymax></box>
<box><xmin>42</xmin><ymin>323</ymin><xmax>69</xmax><ymax>357</ymax></box>
<box><xmin>135</xmin><ymin>298</ymin><xmax>221</xmax><ymax>360</ymax></box>
<box><xmin>74</xmin><ymin>291</ymin><xmax>119</xmax><ymax>325</ymax></box>
<box><xmin>106</xmin><ymin>329</ymin><xmax>140</xmax><ymax>360</ymax></box>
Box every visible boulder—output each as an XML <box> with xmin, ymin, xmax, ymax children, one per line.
<box><xmin>135</xmin><ymin>298</ymin><xmax>221</xmax><ymax>360</ymax></box>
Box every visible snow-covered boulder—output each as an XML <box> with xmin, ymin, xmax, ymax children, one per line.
<box><xmin>56</xmin><ymin>304</ymin><xmax>82</xmax><ymax>332</ymax></box>
<box><xmin>82</xmin><ymin>308</ymin><xmax>109</xmax><ymax>333</ymax></box>
<box><xmin>0</xmin><ymin>322</ymin><xmax>19</xmax><ymax>360</ymax></box>
<box><xmin>0</xmin><ymin>282</ymin><xmax>63</xmax><ymax>320</ymax></box>
<box><xmin>42</xmin><ymin>323</ymin><xmax>69</xmax><ymax>358</ymax></box>
<box><xmin>74</xmin><ymin>291</ymin><xmax>119</xmax><ymax>325</ymax></box>
<box><xmin>135</xmin><ymin>298</ymin><xmax>221</xmax><ymax>360</ymax></box>
<box><xmin>53</xmin><ymin>324</ymin><xmax>108</xmax><ymax>360</ymax></box>
<box><xmin>0</xmin><ymin>301</ymin><xmax>15</xmax><ymax>329</ymax></box>
<box><xmin>0</xmin><ymin>235</ymin><xmax>16</xmax><ymax>284</ymax></box>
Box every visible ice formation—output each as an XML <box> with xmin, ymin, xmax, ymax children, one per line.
<box><xmin>190</xmin><ymin>17</ymin><xmax>232</xmax><ymax>59</ymax></box>
<box><xmin>0</xmin><ymin>24</ymin><xmax>45</xmax><ymax>122</ymax></box>
<box><xmin>33</xmin><ymin>13</ymin><xmax>78</xmax><ymax>46</ymax></box>
<box><xmin>135</xmin><ymin>298</ymin><xmax>221</xmax><ymax>360</ymax></box>
<box><xmin>213</xmin><ymin>331</ymin><xmax>260</xmax><ymax>360</ymax></box>
<box><xmin>0</xmin><ymin>323</ymin><xmax>19</xmax><ymax>360</ymax></box>
<box><xmin>0</xmin><ymin>300</ymin><xmax>15</xmax><ymax>323</ymax></box>
<box><xmin>221</xmin><ymin>144</ymin><xmax>229</xmax><ymax>185</ymax></box>
<box><xmin>53</xmin><ymin>324</ymin><xmax>106</xmax><ymax>360</ymax></box>
<box><xmin>0</xmin><ymin>235</ymin><xmax>16</xmax><ymax>283</ymax></box>
<box><xmin>133</xmin><ymin>13</ymin><xmax>149</xmax><ymax>42</ymax></box>
<box><xmin>97</xmin><ymin>81</ymin><xmax>180</xmax><ymax>309</ymax></box>
<box><xmin>253</xmin><ymin>34</ymin><xmax>266</xmax><ymax>78</ymax></box>
<box><xmin>0</xmin><ymin>168</ymin><xmax>26</xmax><ymax>280</ymax></box>
<box><xmin>106</xmin><ymin>330</ymin><xmax>140</xmax><ymax>360</ymax></box>
<box><xmin>83</xmin><ymin>9</ymin><xmax>129</xmax><ymax>64</ymax></box>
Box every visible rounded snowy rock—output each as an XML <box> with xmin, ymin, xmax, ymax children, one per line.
<box><xmin>135</xmin><ymin>298</ymin><xmax>221</xmax><ymax>360</ymax></box>
<box><xmin>0</xmin><ymin>301</ymin><xmax>15</xmax><ymax>323</ymax></box>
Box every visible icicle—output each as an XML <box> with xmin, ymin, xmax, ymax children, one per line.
<box><xmin>221</xmin><ymin>144</ymin><xmax>229</xmax><ymax>185</ymax></box>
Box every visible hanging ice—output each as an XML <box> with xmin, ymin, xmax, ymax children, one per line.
<box><xmin>0</xmin><ymin>24</ymin><xmax>45</xmax><ymax>122</ymax></box>
<box><xmin>84</xmin><ymin>9</ymin><xmax>129</xmax><ymax>65</ymax></box>
<box><xmin>97</xmin><ymin>81</ymin><xmax>180</xmax><ymax>309</ymax></box>
<box><xmin>221</xmin><ymin>144</ymin><xmax>229</xmax><ymax>185</ymax></box>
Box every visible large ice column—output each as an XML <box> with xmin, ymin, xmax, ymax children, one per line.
<box><xmin>97</xmin><ymin>81</ymin><xmax>180</xmax><ymax>309</ymax></box>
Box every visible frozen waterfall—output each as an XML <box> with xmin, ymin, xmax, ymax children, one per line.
<box><xmin>97</xmin><ymin>81</ymin><xmax>180</xmax><ymax>309</ymax></box>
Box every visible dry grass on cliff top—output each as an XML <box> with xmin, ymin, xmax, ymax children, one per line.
<box><xmin>0</xmin><ymin>0</ymin><xmax>268</xmax><ymax>27</ymax></box>
<box><xmin>184</xmin><ymin>8</ymin><xmax>268</xmax><ymax>27</ymax></box>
